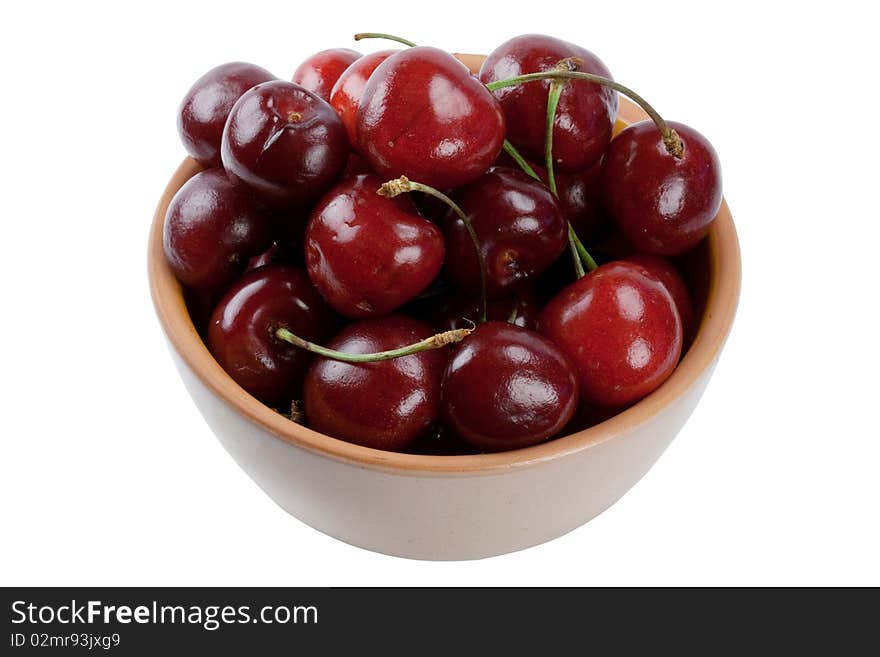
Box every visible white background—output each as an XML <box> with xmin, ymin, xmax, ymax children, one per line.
<box><xmin>1</xmin><ymin>0</ymin><xmax>878</xmax><ymax>586</ymax></box>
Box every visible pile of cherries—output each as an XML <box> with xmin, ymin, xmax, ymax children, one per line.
<box><xmin>165</xmin><ymin>33</ymin><xmax>722</xmax><ymax>455</ymax></box>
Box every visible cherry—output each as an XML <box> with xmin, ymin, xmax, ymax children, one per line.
<box><xmin>303</xmin><ymin>315</ymin><xmax>445</xmax><ymax>451</ymax></box>
<box><xmin>443</xmin><ymin>167</ymin><xmax>567</xmax><ymax>298</ymax></box>
<box><xmin>246</xmin><ymin>241</ymin><xmax>297</xmax><ymax>272</ymax></box>
<box><xmin>221</xmin><ymin>80</ymin><xmax>349</xmax><ymax>208</ymax></box>
<box><xmin>480</xmin><ymin>34</ymin><xmax>617</xmax><ymax>172</ymax></box>
<box><xmin>357</xmin><ymin>47</ymin><xmax>505</xmax><ymax>189</ymax></box>
<box><xmin>495</xmin><ymin>150</ymin><xmax>609</xmax><ymax>242</ymax></box>
<box><xmin>207</xmin><ymin>265</ymin><xmax>337</xmax><ymax>406</ymax></box>
<box><xmin>163</xmin><ymin>168</ymin><xmax>272</xmax><ymax>291</ymax></box>
<box><xmin>291</xmin><ymin>48</ymin><xmax>361</xmax><ymax>102</ymax></box>
<box><xmin>305</xmin><ymin>174</ymin><xmax>444</xmax><ymax>318</ymax></box>
<box><xmin>539</xmin><ymin>261</ymin><xmax>683</xmax><ymax>407</ymax></box>
<box><xmin>602</xmin><ymin>121</ymin><xmax>722</xmax><ymax>255</ymax></box>
<box><xmin>329</xmin><ymin>49</ymin><xmax>398</xmax><ymax>148</ymax></box>
<box><xmin>177</xmin><ymin>62</ymin><xmax>276</xmax><ymax>168</ymax></box>
<box><xmin>442</xmin><ymin>322</ymin><xmax>579</xmax><ymax>452</ymax></box>
<box><xmin>625</xmin><ymin>254</ymin><xmax>695</xmax><ymax>343</ymax></box>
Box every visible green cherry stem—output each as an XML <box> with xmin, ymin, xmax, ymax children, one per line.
<box><xmin>353</xmin><ymin>33</ymin><xmax>418</xmax><ymax>48</ymax></box>
<box><xmin>378</xmin><ymin>176</ymin><xmax>488</xmax><ymax>323</ymax></box>
<box><xmin>502</xmin><ymin>140</ymin><xmax>540</xmax><ymax>181</ymax></box>
<box><xmin>486</xmin><ymin>65</ymin><xmax>684</xmax><ymax>157</ymax></box>
<box><xmin>275</xmin><ymin>326</ymin><xmax>472</xmax><ymax>363</ymax></box>
<box><xmin>544</xmin><ymin>68</ymin><xmax>597</xmax><ymax>276</ymax></box>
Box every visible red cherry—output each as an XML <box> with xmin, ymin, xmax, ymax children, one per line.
<box><xmin>443</xmin><ymin>167</ymin><xmax>567</xmax><ymax>298</ymax></box>
<box><xmin>539</xmin><ymin>261</ymin><xmax>683</xmax><ymax>407</ymax></box>
<box><xmin>480</xmin><ymin>34</ymin><xmax>617</xmax><ymax>172</ymax></box>
<box><xmin>625</xmin><ymin>254</ymin><xmax>695</xmax><ymax>343</ymax></box>
<box><xmin>177</xmin><ymin>62</ymin><xmax>275</xmax><ymax>168</ymax></box>
<box><xmin>602</xmin><ymin>120</ymin><xmax>722</xmax><ymax>255</ymax></box>
<box><xmin>221</xmin><ymin>80</ymin><xmax>349</xmax><ymax>208</ymax></box>
<box><xmin>357</xmin><ymin>47</ymin><xmax>506</xmax><ymax>189</ymax></box>
<box><xmin>291</xmin><ymin>48</ymin><xmax>361</xmax><ymax>102</ymax></box>
<box><xmin>163</xmin><ymin>168</ymin><xmax>272</xmax><ymax>291</ymax></box>
<box><xmin>442</xmin><ymin>322</ymin><xmax>579</xmax><ymax>452</ymax></box>
<box><xmin>495</xmin><ymin>150</ymin><xmax>610</xmax><ymax>242</ymax></box>
<box><xmin>305</xmin><ymin>174</ymin><xmax>444</xmax><ymax>318</ymax></box>
<box><xmin>329</xmin><ymin>49</ymin><xmax>398</xmax><ymax>148</ymax></box>
<box><xmin>303</xmin><ymin>315</ymin><xmax>445</xmax><ymax>451</ymax></box>
<box><xmin>207</xmin><ymin>265</ymin><xmax>338</xmax><ymax>406</ymax></box>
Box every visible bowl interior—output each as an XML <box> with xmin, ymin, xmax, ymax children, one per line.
<box><xmin>149</xmin><ymin>75</ymin><xmax>741</xmax><ymax>475</ymax></box>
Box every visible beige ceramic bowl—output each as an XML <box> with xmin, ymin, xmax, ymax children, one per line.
<box><xmin>149</xmin><ymin>56</ymin><xmax>740</xmax><ymax>560</ymax></box>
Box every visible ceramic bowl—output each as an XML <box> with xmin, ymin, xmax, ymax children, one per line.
<box><xmin>148</xmin><ymin>55</ymin><xmax>740</xmax><ymax>560</ymax></box>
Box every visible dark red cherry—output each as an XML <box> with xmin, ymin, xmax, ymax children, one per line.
<box><xmin>177</xmin><ymin>62</ymin><xmax>275</xmax><ymax>168</ymax></box>
<box><xmin>329</xmin><ymin>49</ymin><xmax>398</xmax><ymax>148</ymax></box>
<box><xmin>495</xmin><ymin>151</ymin><xmax>610</xmax><ymax>242</ymax></box>
<box><xmin>539</xmin><ymin>261</ymin><xmax>683</xmax><ymax>407</ymax></box>
<box><xmin>303</xmin><ymin>315</ymin><xmax>445</xmax><ymax>451</ymax></box>
<box><xmin>221</xmin><ymin>80</ymin><xmax>349</xmax><ymax>208</ymax></box>
<box><xmin>602</xmin><ymin>120</ymin><xmax>722</xmax><ymax>255</ymax></box>
<box><xmin>246</xmin><ymin>241</ymin><xmax>297</xmax><ymax>272</ymax></box>
<box><xmin>305</xmin><ymin>174</ymin><xmax>444</xmax><ymax>318</ymax></box>
<box><xmin>480</xmin><ymin>34</ymin><xmax>617</xmax><ymax>172</ymax></box>
<box><xmin>357</xmin><ymin>47</ymin><xmax>506</xmax><ymax>189</ymax></box>
<box><xmin>444</xmin><ymin>167</ymin><xmax>567</xmax><ymax>298</ymax></box>
<box><xmin>207</xmin><ymin>265</ymin><xmax>337</xmax><ymax>406</ymax></box>
<box><xmin>625</xmin><ymin>254</ymin><xmax>695</xmax><ymax>343</ymax></box>
<box><xmin>291</xmin><ymin>48</ymin><xmax>361</xmax><ymax>102</ymax></box>
<box><xmin>442</xmin><ymin>322</ymin><xmax>579</xmax><ymax>452</ymax></box>
<box><xmin>163</xmin><ymin>168</ymin><xmax>272</xmax><ymax>291</ymax></box>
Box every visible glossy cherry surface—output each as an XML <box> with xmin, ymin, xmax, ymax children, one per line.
<box><xmin>329</xmin><ymin>49</ymin><xmax>397</xmax><ymax>148</ymax></box>
<box><xmin>177</xmin><ymin>62</ymin><xmax>275</xmax><ymax>168</ymax></box>
<box><xmin>626</xmin><ymin>254</ymin><xmax>695</xmax><ymax>343</ymax></box>
<box><xmin>480</xmin><ymin>34</ymin><xmax>617</xmax><ymax>172</ymax></box>
<box><xmin>442</xmin><ymin>322</ymin><xmax>579</xmax><ymax>452</ymax></box>
<box><xmin>444</xmin><ymin>167</ymin><xmax>567</xmax><ymax>298</ymax></box>
<box><xmin>163</xmin><ymin>168</ymin><xmax>272</xmax><ymax>291</ymax></box>
<box><xmin>303</xmin><ymin>315</ymin><xmax>445</xmax><ymax>451</ymax></box>
<box><xmin>207</xmin><ymin>265</ymin><xmax>338</xmax><ymax>406</ymax></box>
<box><xmin>291</xmin><ymin>48</ymin><xmax>361</xmax><ymax>101</ymax></box>
<box><xmin>357</xmin><ymin>47</ymin><xmax>505</xmax><ymax>189</ymax></box>
<box><xmin>602</xmin><ymin>120</ymin><xmax>722</xmax><ymax>255</ymax></box>
<box><xmin>539</xmin><ymin>261</ymin><xmax>683</xmax><ymax>407</ymax></box>
<box><xmin>221</xmin><ymin>80</ymin><xmax>349</xmax><ymax>208</ymax></box>
<box><xmin>305</xmin><ymin>174</ymin><xmax>444</xmax><ymax>318</ymax></box>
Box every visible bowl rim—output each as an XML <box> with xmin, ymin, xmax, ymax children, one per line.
<box><xmin>148</xmin><ymin>87</ymin><xmax>741</xmax><ymax>476</ymax></box>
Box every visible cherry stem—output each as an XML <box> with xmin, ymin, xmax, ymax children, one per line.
<box><xmin>378</xmin><ymin>176</ymin><xmax>488</xmax><ymax>323</ymax></box>
<box><xmin>502</xmin><ymin>140</ymin><xmax>540</xmax><ymax>181</ymax></box>
<box><xmin>275</xmin><ymin>326</ymin><xmax>472</xmax><ymax>363</ymax></box>
<box><xmin>507</xmin><ymin>297</ymin><xmax>520</xmax><ymax>324</ymax></box>
<box><xmin>353</xmin><ymin>33</ymin><xmax>417</xmax><ymax>48</ymax></box>
<box><xmin>544</xmin><ymin>66</ymin><xmax>597</xmax><ymax>276</ymax></box>
<box><xmin>486</xmin><ymin>65</ymin><xmax>684</xmax><ymax>158</ymax></box>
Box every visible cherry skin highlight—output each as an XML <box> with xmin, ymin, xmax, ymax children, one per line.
<box><xmin>539</xmin><ymin>261</ymin><xmax>683</xmax><ymax>407</ymax></box>
<box><xmin>357</xmin><ymin>47</ymin><xmax>506</xmax><ymax>189</ymax></box>
<box><xmin>305</xmin><ymin>174</ymin><xmax>444</xmax><ymax>318</ymax></box>
<box><xmin>329</xmin><ymin>49</ymin><xmax>398</xmax><ymax>148</ymax></box>
<box><xmin>221</xmin><ymin>80</ymin><xmax>349</xmax><ymax>208</ymax></box>
<box><xmin>602</xmin><ymin>120</ymin><xmax>722</xmax><ymax>255</ymax></box>
<box><xmin>207</xmin><ymin>265</ymin><xmax>338</xmax><ymax>406</ymax></box>
<box><xmin>303</xmin><ymin>315</ymin><xmax>445</xmax><ymax>452</ymax></box>
<box><xmin>480</xmin><ymin>34</ymin><xmax>617</xmax><ymax>172</ymax></box>
<box><xmin>163</xmin><ymin>168</ymin><xmax>272</xmax><ymax>291</ymax></box>
<box><xmin>442</xmin><ymin>322</ymin><xmax>579</xmax><ymax>452</ymax></box>
<box><xmin>443</xmin><ymin>167</ymin><xmax>567</xmax><ymax>298</ymax></box>
<box><xmin>291</xmin><ymin>48</ymin><xmax>361</xmax><ymax>102</ymax></box>
<box><xmin>177</xmin><ymin>62</ymin><xmax>275</xmax><ymax>168</ymax></box>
